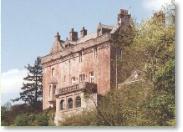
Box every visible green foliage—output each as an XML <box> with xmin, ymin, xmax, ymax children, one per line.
<box><xmin>105</xmin><ymin>1</ymin><xmax>175</xmax><ymax>126</ymax></box>
<box><xmin>33</xmin><ymin>113</ymin><xmax>49</xmax><ymax>126</ymax></box>
<box><xmin>59</xmin><ymin>82</ymin><xmax>153</xmax><ymax>126</ymax></box>
<box><xmin>14</xmin><ymin>114</ymin><xmax>33</xmax><ymax>126</ymax></box>
<box><xmin>60</xmin><ymin>111</ymin><xmax>97</xmax><ymax>126</ymax></box>
<box><xmin>12</xmin><ymin>57</ymin><xmax>43</xmax><ymax>106</ymax></box>
<box><xmin>144</xmin><ymin>59</ymin><xmax>175</xmax><ymax>126</ymax></box>
<box><xmin>1</xmin><ymin>102</ymin><xmax>48</xmax><ymax>126</ymax></box>
<box><xmin>1</xmin><ymin>106</ymin><xmax>11</xmax><ymax>126</ymax></box>
<box><xmin>96</xmin><ymin>82</ymin><xmax>153</xmax><ymax>126</ymax></box>
<box><xmin>2</xmin><ymin>1</ymin><xmax>175</xmax><ymax>127</ymax></box>
<box><xmin>57</xmin><ymin>3</ymin><xmax>175</xmax><ymax>126</ymax></box>
<box><xmin>131</xmin><ymin>2</ymin><xmax>175</xmax><ymax>125</ymax></box>
<box><xmin>14</xmin><ymin>113</ymin><xmax>49</xmax><ymax>126</ymax></box>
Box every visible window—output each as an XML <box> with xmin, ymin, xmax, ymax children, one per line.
<box><xmin>116</xmin><ymin>48</ymin><xmax>122</xmax><ymax>59</ymax></box>
<box><xmin>53</xmin><ymin>85</ymin><xmax>56</xmax><ymax>95</ymax></box>
<box><xmin>51</xmin><ymin>68</ymin><xmax>55</xmax><ymax>77</ymax></box>
<box><xmin>75</xmin><ymin>96</ymin><xmax>81</xmax><ymax>108</ymax></box>
<box><xmin>79</xmin><ymin>74</ymin><xmax>85</xmax><ymax>82</ymax></box>
<box><xmin>94</xmin><ymin>47</ymin><xmax>97</xmax><ymax>58</ymax></box>
<box><xmin>71</xmin><ymin>77</ymin><xmax>76</xmax><ymax>85</ymax></box>
<box><xmin>49</xmin><ymin>85</ymin><xmax>51</xmax><ymax>97</ymax></box>
<box><xmin>60</xmin><ymin>100</ymin><xmax>64</xmax><ymax>110</ymax></box>
<box><xmin>89</xmin><ymin>71</ymin><xmax>94</xmax><ymax>83</ymax></box>
<box><xmin>79</xmin><ymin>52</ymin><xmax>82</xmax><ymax>62</ymax></box>
<box><xmin>63</xmin><ymin>75</ymin><xmax>66</xmax><ymax>82</ymax></box>
<box><xmin>120</xmin><ymin>48</ymin><xmax>122</xmax><ymax>59</ymax></box>
<box><xmin>67</xmin><ymin>98</ymin><xmax>73</xmax><ymax>109</ymax></box>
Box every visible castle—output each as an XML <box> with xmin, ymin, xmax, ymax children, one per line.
<box><xmin>41</xmin><ymin>9</ymin><xmax>131</xmax><ymax>125</ymax></box>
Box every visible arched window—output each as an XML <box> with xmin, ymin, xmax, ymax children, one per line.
<box><xmin>67</xmin><ymin>98</ymin><xmax>73</xmax><ymax>109</ymax></box>
<box><xmin>60</xmin><ymin>100</ymin><xmax>64</xmax><ymax>110</ymax></box>
<box><xmin>75</xmin><ymin>96</ymin><xmax>81</xmax><ymax>108</ymax></box>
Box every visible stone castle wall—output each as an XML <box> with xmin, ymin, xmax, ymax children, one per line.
<box><xmin>42</xmin><ymin>40</ymin><xmax>112</xmax><ymax>109</ymax></box>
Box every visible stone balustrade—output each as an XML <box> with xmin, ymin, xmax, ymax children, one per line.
<box><xmin>56</xmin><ymin>82</ymin><xmax>97</xmax><ymax>96</ymax></box>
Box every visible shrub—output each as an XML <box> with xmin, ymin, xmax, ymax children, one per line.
<box><xmin>14</xmin><ymin>113</ymin><xmax>49</xmax><ymax>126</ymax></box>
<box><xmin>59</xmin><ymin>111</ymin><xmax>97</xmax><ymax>126</ymax></box>
<box><xmin>33</xmin><ymin>113</ymin><xmax>49</xmax><ymax>126</ymax></box>
<box><xmin>14</xmin><ymin>114</ymin><xmax>33</xmax><ymax>126</ymax></box>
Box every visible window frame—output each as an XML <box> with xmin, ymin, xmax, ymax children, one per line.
<box><xmin>67</xmin><ymin>98</ymin><xmax>73</xmax><ymax>109</ymax></box>
<box><xmin>51</xmin><ymin>68</ymin><xmax>55</xmax><ymax>77</ymax></box>
<box><xmin>89</xmin><ymin>71</ymin><xmax>94</xmax><ymax>83</ymax></box>
<box><xmin>75</xmin><ymin>96</ymin><xmax>81</xmax><ymax>108</ymax></box>
<box><xmin>79</xmin><ymin>74</ymin><xmax>85</xmax><ymax>82</ymax></box>
<box><xmin>94</xmin><ymin>47</ymin><xmax>97</xmax><ymax>58</ymax></box>
<box><xmin>79</xmin><ymin>52</ymin><xmax>82</xmax><ymax>62</ymax></box>
<box><xmin>71</xmin><ymin>77</ymin><xmax>76</xmax><ymax>85</ymax></box>
<box><xmin>60</xmin><ymin>100</ymin><xmax>65</xmax><ymax>110</ymax></box>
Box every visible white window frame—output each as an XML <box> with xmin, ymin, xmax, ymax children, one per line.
<box><xmin>89</xmin><ymin>71</ymin><xmax>94</xmax><ymax>83</ymax></box>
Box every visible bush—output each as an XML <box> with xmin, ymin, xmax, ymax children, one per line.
<box><xmin>14</xmin><ymin>114</ymin><xmax>33</xmax><ymax>126</ymax></box>
<box><xmin>59</xmin><ymin>111</ymin><xmax>97</xmax><ymax>126</ymax></box>
<box><xmin>33</xmin><ymin>113</ymin><xmax>49</xmax><ymax>126</ymax></box>
<box><xmin>14</xmin><ymin>113</ymin><xmax>49</xmax><ymax>126</ymax></box>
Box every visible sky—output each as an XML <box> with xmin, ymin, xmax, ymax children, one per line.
<box><xmin>1</xmin><ymin>0</ymin><xmax>171</xmax><ymax>105</ymax></box>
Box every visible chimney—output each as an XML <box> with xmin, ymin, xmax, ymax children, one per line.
<box><xmin>69</xmin><ymin>28</ymin><xmax>78</xmax><ymax>41</ymax></box>
<box><xmin>55</xmin><ymin>32</ymin><xmax>61</xmax><ymax>41</ymax></box>
<box><xmin>80</xmin><ymin>27</ymin><xmax>87</xmax><ymax>38</ymax></box>
<box><xmin>117</xmin><ymin>9</ymin><xmax>131</xmax><ymax>25</ymax></box>
<box><xmin>153</xmin><ymin>11</ymin><xmax>165</xmax><ymax>25</ymax></box>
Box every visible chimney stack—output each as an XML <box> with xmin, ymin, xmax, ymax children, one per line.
<box><xmin>55</xmin><ymin>32</ymin><xmax>61</xmax><ymax>41</ymax></box>
<box><xmin>117</xmin><ymin>9</ymin><xmax>131</xmax><ymax>25</ymax></box>
<box><xmin>80</xmin><ymin>27</ymin><xmax>87</xmax><ymax>38</ymax></box>
<box><xmin>69</xmin><ymin>28</ymin><xmax>78</xmax><ymax>41</ymax></box>
<box><xmin>153</xmin><ymin>11</ymin><xmax>165</xmax><ymax>25</ymax></box>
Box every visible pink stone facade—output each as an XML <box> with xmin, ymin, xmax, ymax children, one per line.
<box><xmin>41</xmin><ymin>9</ymin><xmax>131</xmax><ymax>124</ymax></box>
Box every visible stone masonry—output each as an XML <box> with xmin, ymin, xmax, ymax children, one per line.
<box><xmin>41</xmin><ymin>9</ymin><xmax>131</xmax><ymax>125</ymax></box>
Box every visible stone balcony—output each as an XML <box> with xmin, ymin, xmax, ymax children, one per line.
<box><xmin>56</xmin><ymin>82</ymin><xmax>97</xmax><ymax>96</ymax></box>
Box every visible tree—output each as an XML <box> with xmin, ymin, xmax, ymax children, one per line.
<box><xmin>111</xmin><ymin>16</ymin><xmax>137</xmax><ymax>86</ymax></box>
<box><xmin>12</xmin><ymin>57</ymin><xmax>43</xmax><ymax>106</ymax></box>
<box><xmin>132</xmin><ymin>1</ymin><xmax>175</xmax><ymax>125</ymax></box>
<box><xmin>1</xmin><ymin>102</ymin><xmax>12</xmax><ymax>126</ymax></box>
<box><xmin>95</xmin><ymin>80</ymin><xmax>153</xmax><ymax>126</ymax></box>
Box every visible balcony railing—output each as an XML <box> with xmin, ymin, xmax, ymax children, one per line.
<box><xmin>56</xmin><ymin>82</ymin><xmax>97</xmax><ymax>96</ymax></box>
